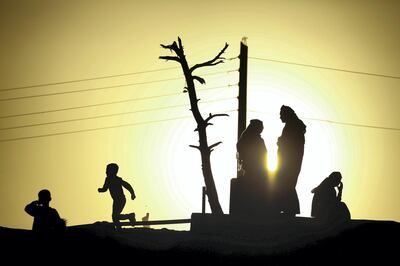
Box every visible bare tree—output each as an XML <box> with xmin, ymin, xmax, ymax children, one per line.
<box><xmin>160</xmin><ymin>37</ymin><xmax>229</xmax><ymax>215</ymax></box>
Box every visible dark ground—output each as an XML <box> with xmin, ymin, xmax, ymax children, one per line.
<box><xmin>1</xmin><ymin>218</ymin><xmax>399</xmax><ymax>265</ymax></box>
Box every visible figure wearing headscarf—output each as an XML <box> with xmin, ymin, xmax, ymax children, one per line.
<box><xmin>237</xmin><ymin>119</ymin><xmax>268</xmax><ymax>180</ymax></box>
<box><xmin>276</xmin><ymin>105</ymin><xmax>306</xmax><ymax>216</ymax></box>
<box><xmin>311</xmin><ymin>171</ymin><xmax>351</xmax><ymax>222</ymax></box>
<box><xmin>236</xmin><ymin>119</ymin><xmax>269</xmax><ymax>216</ymax></box>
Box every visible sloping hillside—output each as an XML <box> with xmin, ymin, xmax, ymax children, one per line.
<box><xmin>1</xmin><ymin>218</ymin><xmax>398</xmax><ymax>265</ymax></box>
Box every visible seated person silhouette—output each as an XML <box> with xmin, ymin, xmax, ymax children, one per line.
<box><xmin>25</xmin><ymin>189</ymin><xmax>66</xmax><ymax>235</ymax></box>
<box><xmin>142</xmin><ymin>213</ymin><xmax>150</xmax><ymax>228</ymax></box>
<box><xmin>98</xmin><ymin>163</ymin><xmax>136</xmax><ymax>230</ymax></box>
<box><xmin>311</xmin><ymin>171</ymin><xmax>351</xmax><ymax>223</ymax></box>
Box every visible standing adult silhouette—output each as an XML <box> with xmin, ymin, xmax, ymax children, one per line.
<box><xmin>237</xmin><ymin>119</ymin><xmax>268</xmax><ymax>180</ymax></box>
<box><xmin>276</xmin><ymin>105</ymin><xmax>306</xmax><ymax>216</ymax></box>
<box><xmin>98</xmin><ymin>163</ymin><xmax>136</xmax><ymax>230</ymax></box>
<box><xmin>25</xmin><ymin>189</ymin><xmax>66</xmax><ymax>235</ymax></box>
<box><xmin>236</xmin><ymin>119</ymin><xmax>269</xmax><ymax>216</ymax></box>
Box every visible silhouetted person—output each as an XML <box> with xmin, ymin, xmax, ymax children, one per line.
<box><xmin>25</xmin><ymin>189</ymin><xmax>66</xmax><ymax>235</ymax></box>
<box><xmin>276</xmin><ymin>105</ymin><xmax>306</xmax><ymax>216</ymax></box>
<box><xmin>311</xmin><ymin>171</ymin><xmax>351</xmax><ymax>223</ymax></box>
<box><xmin>142</xmin><ymin>213</ymin><xmax>150</xmax><ymax>228</ymax></box>
<box><xmin>98</xmin><ymin>163</ymin><xmax>136</xmax><ymax>230</ymax></box>
<box><xmin>236</xmin><ymin>119</ymin><xmax>270</xmax><ymax>216</ymax></box>
<box><xmin>237</xmin><ymin>119</ymin><xmax>268</xmax><ymax>180</ymax></box>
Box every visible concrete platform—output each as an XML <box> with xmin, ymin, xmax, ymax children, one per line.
<box><xmin>190</xmin><ymin>213</ymin><xmax>389</xmax><ymax>249</ymax></box>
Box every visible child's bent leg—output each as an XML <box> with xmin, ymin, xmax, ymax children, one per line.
<box><xmin>119</xmin><ymin>212</ymin><xmax>136</xmax><ymax>226</ymax></box>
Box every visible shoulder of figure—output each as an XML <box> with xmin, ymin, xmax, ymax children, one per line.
<box><xmin>51</xmin><ymin>208</ymin><xmax>61</xmax><ymax>219</ymax></box>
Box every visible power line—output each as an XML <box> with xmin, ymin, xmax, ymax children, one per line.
<box><xmin>0</xmin><ymin>109</ymin><xmax>237</xmax><ymax>142</ymax></box>
<box><xmin>0</xmin><ymin>97</ymin><xmax>237</xmax><ymax>130</ymax></box>
<box><xmin>1</xmin><ymin>57</ymin><xmax>238</xmax><ymax>92</ymax></box>
<box><xmin>249</xmin><ymin>56</ymin><xmax>400</xmax><ymax>80</ymax></box>
<box><xmin>0</xmin><ymin>84</ymin><xmax>238</xmax><ymax>119</ymax></box>
<box><xmin>0</xmin><ymin>67</ymin><xmax>181</xmax><ymax>92</ymax></box>
<box><xmin>0</xmin><ymin>116</ymin><xmax>191</xmax><ymax>142</ymax></box>
<box><xmin>303</xmin><ymin>116</ymin><xmax>400</xmax><ymax>132</ymax></box>
<box><xmin>0</xmin><ymin>69</ymin><xmax>237</xmax><ymax>102</ymax></box>
<box><xmin>0</xmin><ymin>77</ymin><xmax>183</xmax><ymax>102</ymax></box>
<box><xmin>248</xmin><ymin>110</ymin><xmax>400</xmax><ymax>132</ymax></box>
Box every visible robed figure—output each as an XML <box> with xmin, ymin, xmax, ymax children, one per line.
<box><xmin>235</xmin><ymin>119</ymin><xmax>270</xmax><ymax>216</ymax></box>
<box><xmin>311</xmin><ymin>171</ymin><xmax>351</xmax><ymax>223</ymax></box>
<box><xmin>276</xmin><ymin>105</ymin><xmax>306</xmax><ymax>216</ymax></box>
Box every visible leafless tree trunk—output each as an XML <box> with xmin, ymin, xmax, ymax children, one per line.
<box><xmin>160</xmin><ymin>37</ymin><xmax>229</xmax><ymax>215</ymax></box>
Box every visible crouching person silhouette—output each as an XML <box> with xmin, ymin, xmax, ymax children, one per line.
<box><xmin>25</xmin><ymin>189</ymin><xmax>66</xmax><ymax>236</ymax></box>
<box><xmin>311</xmin><ymin>171</ymin><xmax>351</xmax><ymax>223</ymax></box>
<box><xmin>98</xmin><ymin>163</ymin><xmax>136</xmax><ymax>230</ymax></box>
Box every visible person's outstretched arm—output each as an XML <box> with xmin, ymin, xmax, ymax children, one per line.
<box><xmin>122</xmin><ymin>180</ymin><xmax>136</xmax><ymax>200</ymax></box>
<box><xmin>98</xmin><ymin>178</ymin><xmax>109</xmax><ymax>193</ymax></box>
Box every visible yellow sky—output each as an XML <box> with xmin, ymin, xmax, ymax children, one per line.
<box><xmin>0</xmin><ymin>0</ymin><xmax>399</xmax><ymax>230</ymax></box>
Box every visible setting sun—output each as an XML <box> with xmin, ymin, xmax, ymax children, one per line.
<box><xmin>267</xmin><ymin>152</ymin><xmax>278</xmax><ymax>172</ymax></box>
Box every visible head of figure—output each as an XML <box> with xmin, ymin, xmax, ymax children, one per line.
<box><xmin>280</xmin><ymin>105</ymin><xmax>296</xmax><ymax>123</ymax></box>
<box><xmin>38</xmin><ymin>189</ymin><xmax>51</xmax><ymax>205</ymax></box>
<box><xmin>106</xmin><ymin>163</ymin><xmax>119</xmax><ymax>177</ymax></box>
<box><xmin>328</xmin><ymin>171</ymin><xmax>342</xmax><ymax>187</ymax></box>
<box><xmin>249</xmin><ymin>119</ymin><xmax>264</xmax><ymax>135</ymax></box>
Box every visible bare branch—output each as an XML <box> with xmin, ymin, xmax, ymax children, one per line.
<box><xmin>160</xmin><ymin>44</ymin><xmax>173</xmax><ymax>50</ymax></box>
<box><xmin>177</xmin><ymin>37</ymin><xmax>183</xmax><ymax>50</ymax></box>
<box><xmin>207</xmin><ymin>60</ymin><xmax>224</xmax><ymax>67</ymax></box>
<box><xmin>193</xmin><ymin>76</ymin><xmax>206</xmax><ymax>84</ymax></box>
<box><xmin>190</xmin><ymin>43</ymin><xmax>229</xmax><ymax>73</ymax></box>
<box><xmin>159</xmin><ymin>56</ymin><xmax>181</xmax><ymax>63</ymax></box>
<box><xmin>189</xmin><ymin>145</ymin><xmax>201</xmax><ymax>151</ymax></box>
<box><xmin>205</xmin><ymin>113</ymin><xmax>229</xmax><ymax>124</ymax></box>
<box><xmin>160</xmin><ymin>41</ymin><xmax>179</xmax><ymax>52</ymax></box>
<box><xmin>209</xmin><ymin>141</ymin><xmax>222</xmax><ymax>150</ymax></box>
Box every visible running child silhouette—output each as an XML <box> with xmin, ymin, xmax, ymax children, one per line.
<box><xmin>98</xmin><ymin>163</ymin><xmax>136</xmax><ymax>230</ymax></box>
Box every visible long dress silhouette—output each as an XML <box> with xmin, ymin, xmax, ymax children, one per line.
<box><xmin>236</xmin><ymin>119</ymin><xmax>269</xmax><ymax>216</ymax></box>
<box><xmin>276</xmin><ymin>105</ymin><xmax>306</xmax><ymax>216</ymax></box>
<box><xmin>237</xmin><ymin>119</ymin><xmax>268</xmax><ymax>180</ymax></box>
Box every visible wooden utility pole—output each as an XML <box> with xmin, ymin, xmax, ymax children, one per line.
<box><xmin>237</xmin><ymin>37</ymin><xmax>248</xmax><ymax>179</ymax></box>
<box><xmin>230</xmin><ymin>37</ymin><xmax>248</xmax><ymax>215</ymax></box>
<box><xmin>202</xmin><ymin>186</ymin><xmax>206</xmax><ymax>213</ymax></box>
<box><xmin>237</xmin><ymin>37</ymin><xmax>248</xmax><ymax>140</ymax></box>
